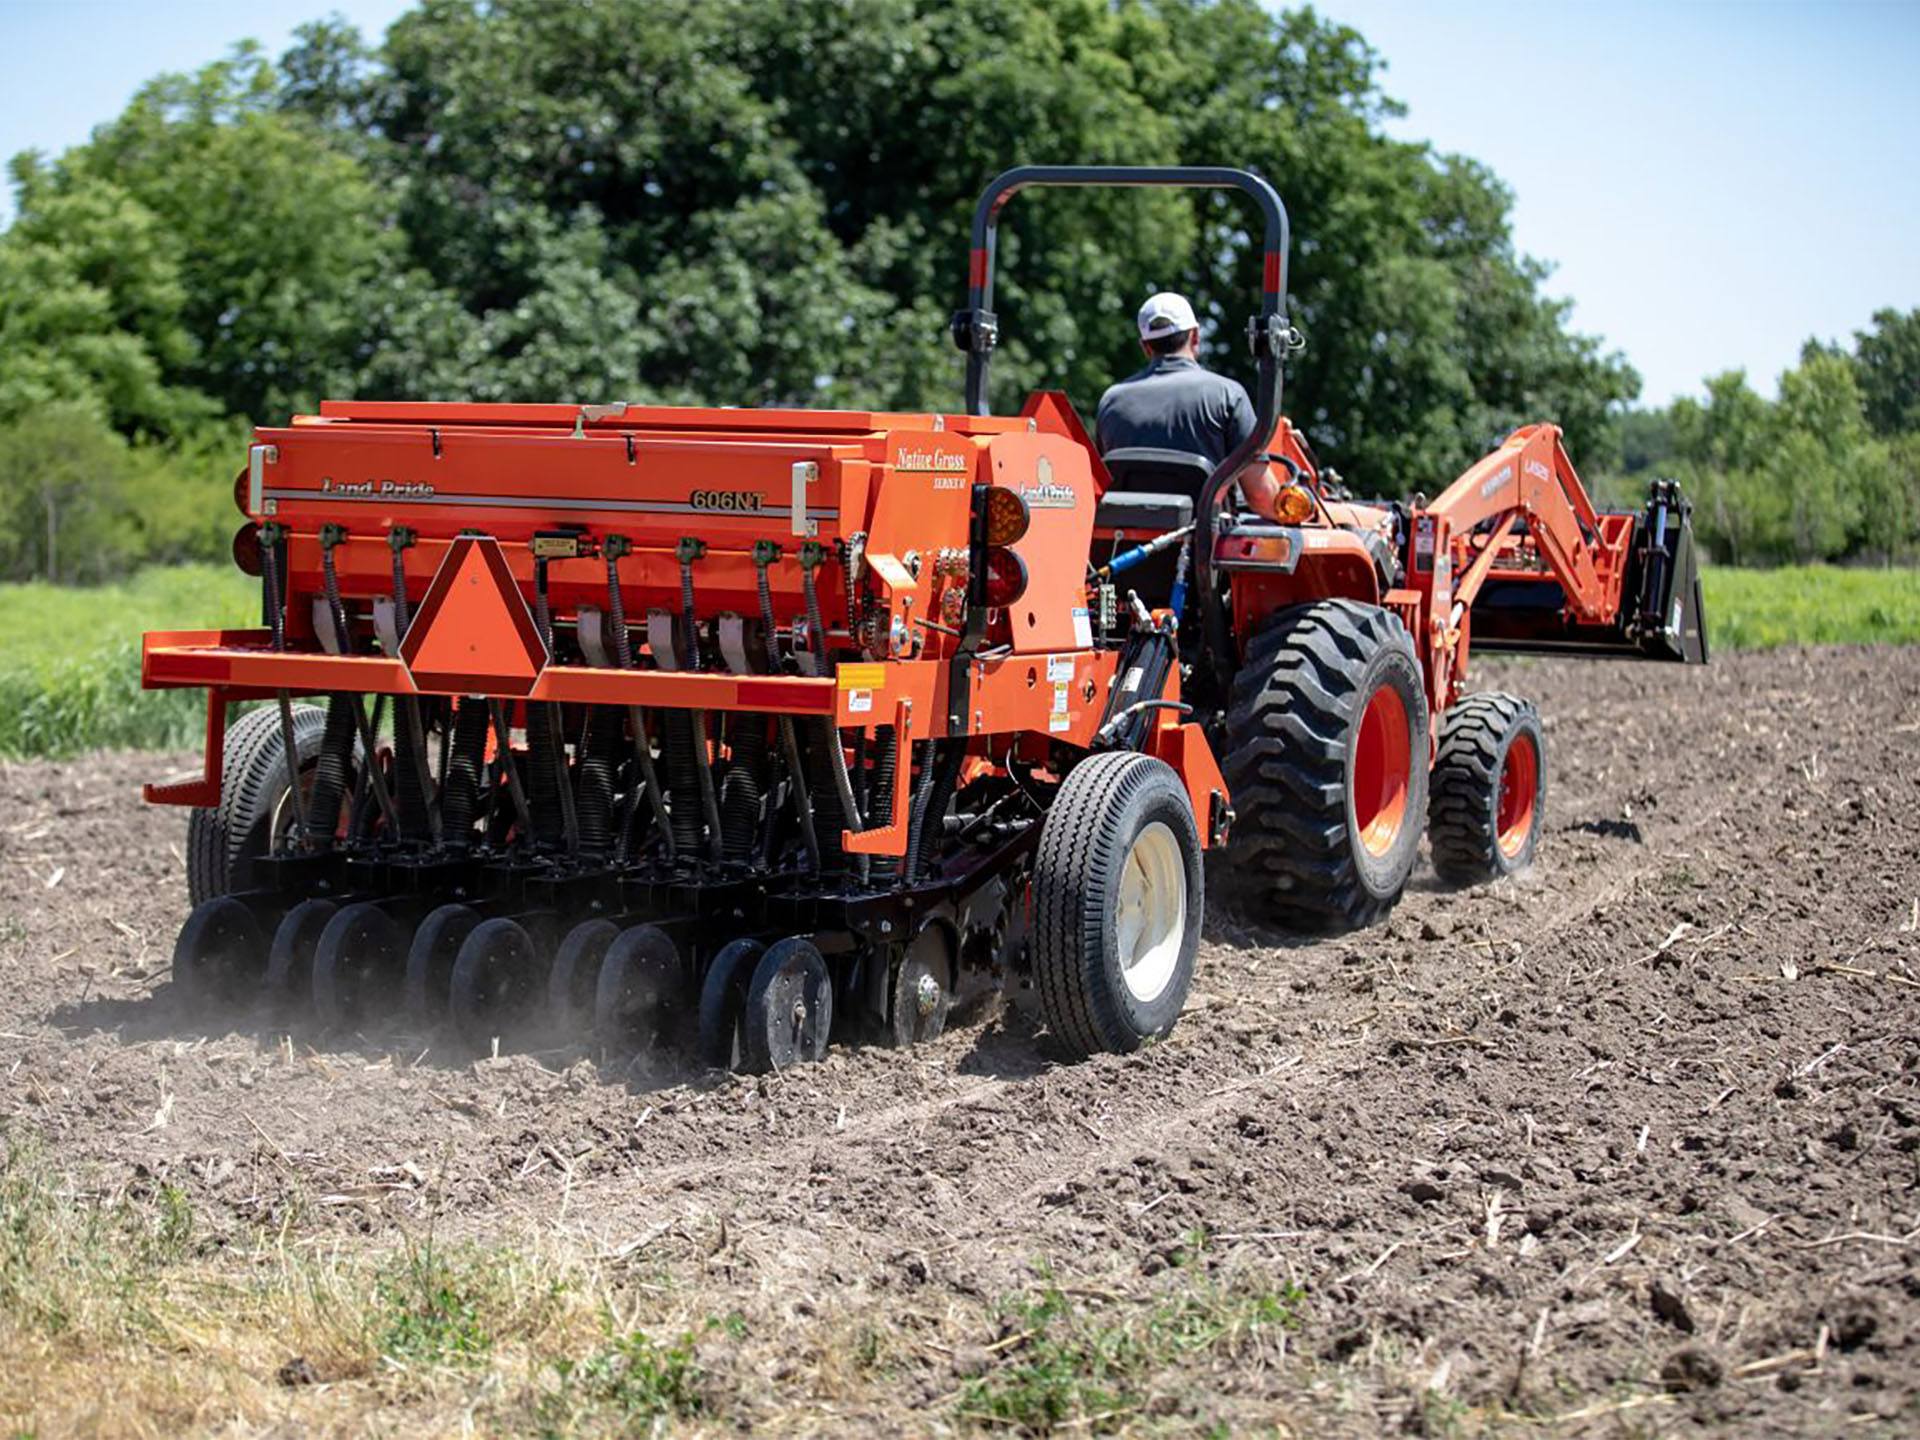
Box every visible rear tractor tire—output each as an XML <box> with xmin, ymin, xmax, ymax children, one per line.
<box><xmin>186</xmin><ymin>703</ymin><xmax>328</xmax><ymax>905</ymax></box>
<box><xmin>1222</xmin><ymin>600</ymin><xmax>1429</xmax><ymax>930</ymax></box>
<box><xmin>1033</xmin><ymin>751</ymin><xmax>1202</xmax><ymax>1060</ymax></box>
<box><xmin>1428</xmin><ymin>692</ymin><xmax>1545</xmax><ymax>885</ymax></box>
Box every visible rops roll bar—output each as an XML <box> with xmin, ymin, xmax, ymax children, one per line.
<box><xmin>950</xmin><ymin>165</ymin><xmax>1293</xmax><ymax>672</ymax></box>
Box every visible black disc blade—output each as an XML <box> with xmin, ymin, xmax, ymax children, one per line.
<box><xmin>889</xmin><ymin>931</ymin><xmax>953</xmax><ymax>1048</ymax></box>
<box><xmin>695</xmin><ymin>937</ymin><xmax>764</xmax><ymax>1070</ymax></box>
<box><xmin>742</xmin><ymin>937</ymin><xmax>833</xmax><ymax>1073</ymax></box>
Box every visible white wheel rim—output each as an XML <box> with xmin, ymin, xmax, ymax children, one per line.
<box><xmin>1116</xmin><ymin>821</ymin><xmax>1185</xmax><ymax>1004</ymax></box>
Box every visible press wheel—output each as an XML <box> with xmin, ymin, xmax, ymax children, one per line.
<box><xmin>312</xmin><ymin>902</ymin><xmax>407</xmax><ymax>1032</ymax></box>
<box><xmin>449</xmin><ymin>918</ymin><xmax>545</xmax><ymax>1052</ymax></box>
<box><xmin>695</xmin><ymin>937</ymin><xmax>764</xmax><ymax>1069</ymax></box>
<box><xmin>405</xmin><ymin>903</ymin><xmax>482</xmax><ymax>1028</ymax></box>
<box><xmin>264</xmin><ymin>897</ymin><xmax>338</xmax><ymax>1012</ymax></box>
<box><xmin>550</xmin><ymin>919</ymin><xmax>620</xmax><ymax>1038</ymax></box>
<box><xmin>173</xmin><ymin>897</ymin><xmax>266</xmax><ymax>1006</ymax></box>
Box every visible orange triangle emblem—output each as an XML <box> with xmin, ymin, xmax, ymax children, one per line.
<box><xmin>400</xmin><ymin>535</ymin><xmax>548</xmax><ymax>696</ymax></box>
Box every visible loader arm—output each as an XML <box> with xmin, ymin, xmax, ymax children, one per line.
<box><xmin>1409</xmin><ymin>424</ymin><xmax>1707</xmax><ymax>719</ymax></box>
<box><xmin>1425</xmin><ymin>423</ymin><xmax>1620</xmax><ymax>624</ymax></box>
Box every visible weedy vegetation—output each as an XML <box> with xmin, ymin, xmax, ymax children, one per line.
<box><xmin>1699</xmin><ymin>563</ymin><xmax>1920</xmax><ymax>649</ymax></box>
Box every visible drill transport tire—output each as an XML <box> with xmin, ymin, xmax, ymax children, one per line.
<box><xmin>1033</xmin><ymin>751</ymin><xmax>1202</xmax><ymax>1059</ymax></box>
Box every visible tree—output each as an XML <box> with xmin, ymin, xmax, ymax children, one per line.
<box><xmin>47</xmin><ymin>45</ymin><xmax>401</xmax><ymax>423</ymax></box>
<box><xmin>1852</xmin><ymin>307</ymin><xmax>1920</xmax><ymax>439</ymax></box>
<box><xmin>0</xmin><ymin>0</ymin><xmax>1649</xmax><ymax>552</ymax></box>
<box><xmin>0</xmin><ymin>168</ymin><xmax>214</xmax><ymax>435</ymax></box>
<box><xmin>0</xmin><ymin>405</ymin><xmax>141</xmax><ymax>582</ymax></box>
<box><xmin>357</xmin><ymin>0</ymin><xmax>1636</xmax><ymax>482</ymax></box>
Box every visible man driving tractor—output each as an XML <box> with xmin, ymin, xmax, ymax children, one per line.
<box><xmin>1096</xmin><ymin>289</ymin><xmax>1287</xmax><ymax>518</ymax></box>
<box><xmin>1095</xmin><ymin>291</ymin><xmax>1257</xmax><ymax>467</ymax></box>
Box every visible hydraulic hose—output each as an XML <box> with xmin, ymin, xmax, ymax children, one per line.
<box><xmin>304</xmin><ymin>694</ymin><xmax>358</xmax><ymax>847</ymax></box>
<box><xmin>866</xmin><ymin>724</ymin><xmax>898</xmax><ymax>880</ymax></box>
<box><xmin>675</xmin><ymin>544</ymin><xmax>725</xmax><ymax>862</ymax></box>
<box><xmin>319</xmin><ymin>534</ymin><xmax>401</xmax><ymax>838</ymax></box>
<box><xmin>718</xmin><ymin>714</ymin><xmax>769</xmax><ymax>862</ymax></box>
<box><xmin>903</xmin><ymin>738</ymin><xmax>964</xmax><ymax>883</ymax></box>
<box><xmin>530</xmin><ymin>558</ymin><xmax>578</xmax><ymax>851</ymax></box>
<box><xmin>574</xmin><ymin>706</ymin><xmax>623</xmax><ymax>857</ymax></box>
<box><xmin>801</xmin><ymin>553</ymin><xmax>868</xmax><ymax>880</ymax></box>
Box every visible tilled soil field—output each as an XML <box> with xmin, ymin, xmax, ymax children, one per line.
<box><xmin>2</xmin><ymin>646</ymin><xmax>1917</xmax><ymax>1436</ymax></box>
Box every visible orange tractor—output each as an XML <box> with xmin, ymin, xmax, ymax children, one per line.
<box><xmin>146</xmin><ymin>167</ymin><xmax>1706</xmax><ymax>1067</ymax></box>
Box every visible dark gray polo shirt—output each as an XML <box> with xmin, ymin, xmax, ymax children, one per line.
<box><xmin>1094</xmin><ymin>356</ymin><xmax>1258</xmax><ymax>465</ymax></box>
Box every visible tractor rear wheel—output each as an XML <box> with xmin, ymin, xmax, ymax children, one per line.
<box><xmin>1222</xmin><ymin>600</ymin><xmax>1429</xmax><ymax>930</ymax></box>
<box><xmin>1033</xmin><ymin>751</ymin><xmax>1202</xmax><ymax>1059</ymax></box>
<box><xmin>1428</xmin><ymin>692</ymin><xmax>1545</xmax><ymax>884</ymax></box>
<box><xmin>186</xmin><ymin>703</ymin><xmax>327</xmax><ymax>905</ymax></box>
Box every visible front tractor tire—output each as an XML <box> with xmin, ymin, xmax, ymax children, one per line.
<box><xmin>1033</xmin><ymin>751</ymin><xmax>1203</xmax><ymax>1060</ymax></box>
<box><xmin>1223</xmin><ymin>600</ymin><xmax>1429</xmax><ymax>930</ymax></box>
<box><xmin>1428</xmin><ymin>693</ymin><xmax>1546</xmax><ymax>884</ymax></box>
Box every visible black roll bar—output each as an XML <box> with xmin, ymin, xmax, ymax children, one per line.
<box><xmin>951</xmin><ymin>165</ymin><xmax>1293</xmax><ymax>675</ymax></box>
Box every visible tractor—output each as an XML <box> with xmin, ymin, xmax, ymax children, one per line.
<box><xmin>145</xmin><ymin>166</ymin><xmax>1706</xmax><ymax>1068</ymax></box>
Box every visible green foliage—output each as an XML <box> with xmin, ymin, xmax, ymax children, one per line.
<box><xmin>958</xmin><ymin>1276</ymin><xmax>1302</xmax><ymax>1434</ymax></box>
<box><xmin>0</xmin><ymin>1130</ymin><xmax>197</xmax><ymax>1343</ymax></box>
<box><xmin>0</xmin><ymin>406</ymin><xmax>238</xmax><ymax>584</ymax></box>
<box><xmin>1702</xmin><ymin>564</ymin><xmax>1920</xmax><ymax>650</ymax></box>
<box><xmin>542</xmin><ymin>1324</ymin><xmax>707</xmax><ymax>1432</ymax></box>
<box><xmin>1664</xmin><ymin>350</ymin><xmax>1919</xmax><ymax>566</ymax></box>
<box><xmin>0</xmin><ymin>564</ymin><xmax>255</xmax><ymax>758</ymax></box>
<box><xmin>1852</xmin><ymin>307</ymin><xmax>1920</xmax><ymax>439</ymax></box>
<box><xmin>376</xmin><ymin>1241</ymin><xmax>494</xmax><ymax>1367</ymax></box>
<box><xmin>1</xmin><ymin>0</ymin><xmax>1636</xmax><ymax>497</ymax></box>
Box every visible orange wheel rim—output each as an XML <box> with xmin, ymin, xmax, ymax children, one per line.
<box><xmin>1353</xmin><ymin>684</ymin><xmax>1412</xmax><ymax>858</ymax></box>
<box><xmin>1497</xmin><ymin>733</ymin><xmax>1539</xmax><ymax>857</ymax></box>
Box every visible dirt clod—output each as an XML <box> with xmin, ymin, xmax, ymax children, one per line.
<box><xmin>1661</xmin><ymin>1344</ymin><xmax>1725</xmax><ymax>1392</ymax></box>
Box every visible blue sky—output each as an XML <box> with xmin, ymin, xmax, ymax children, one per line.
<box><xmin>2</xmin><ymin>0</ymin><xmax>1915</xmax><ymax>407</ymax></box>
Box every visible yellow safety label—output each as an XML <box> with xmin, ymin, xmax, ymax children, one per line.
<box><xmin>838</xmin><ymin>663</ymin><xmax>887</xmax><ymax>691</ymax></box>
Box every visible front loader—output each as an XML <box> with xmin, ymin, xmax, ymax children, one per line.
<box><xmin>145</xmin><ymin>165</ymin><xmax>1705</xmax><ymax>1068</ymax></box>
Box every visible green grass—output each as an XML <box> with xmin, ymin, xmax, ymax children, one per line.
<box><xmin>1701</xmin><ymin>563</ymin><xmax>1920</xmax><ymax>650</ymax></box>
<box><xmin>0</xmin><ymin>564</ymin><xmax>254</xmax><ymax>758</ymax></box>
<box><xmin>958</xmin><ymin>1275</ymin><xmax>1303</xmax><ymax>1434</ymax></box>
<box><xmin>0</xmin><ymin>562</ymin><xmax>1911</xmax><ymax>759</ymax></box>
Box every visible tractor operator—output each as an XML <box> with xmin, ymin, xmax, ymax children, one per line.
<box><xmin>1094</xmin><ymin>291</ymin><xmax>1257</xmax><ymax>467</ymax></box>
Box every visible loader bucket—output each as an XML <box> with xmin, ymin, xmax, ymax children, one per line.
<box><xmin>1468</xmin><ymin>479</ymin><xmax>1708</xmax><ymax>663</ymax></box>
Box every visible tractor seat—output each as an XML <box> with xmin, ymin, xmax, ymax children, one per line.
<box><xmin>1094</xmin><ymin>490</ymin><xmax>1193</xmax><ymax>534</ymax></box>
<box><xmin>1101</xmin><ymin>446</ymin><xmax>1215</xmax><ymax>501</ymax></box>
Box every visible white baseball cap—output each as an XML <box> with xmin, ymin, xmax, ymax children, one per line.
<box><xmin>1137</xmin><ymin>291</ymin><xmax>1198</xmax><ymax>341</ymax></box>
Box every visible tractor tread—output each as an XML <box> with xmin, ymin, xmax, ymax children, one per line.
<box><xmin>1221</xmin><ymin>600</ymin><xmax>1427</xmax><ymax>930</ymax></box>
<box><xmin>1428</xmin><ymin>692</ymin><xmax>1544</xmax><ymax>885</ymax></box>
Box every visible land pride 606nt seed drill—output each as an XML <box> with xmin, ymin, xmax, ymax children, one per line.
<box><xmin>146</xmin><ymin>167</ymin><xmax>1706</xmax><ymax>1069</ymax></box>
